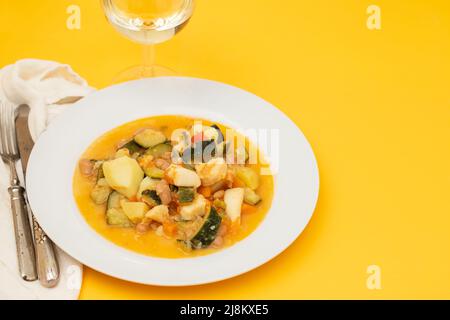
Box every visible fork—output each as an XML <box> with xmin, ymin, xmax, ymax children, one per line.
<box><xmin>0</xmin><ymin>101</ymin><xmax>37</xmax><ymax>281</ymax></box>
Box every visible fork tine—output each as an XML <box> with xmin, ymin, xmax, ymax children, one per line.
<box><xmin>0</xmin><ymin>100</ymin><xmax>18</xmax><ymax>158</ymax></box>
<box><xmin>2</xmin><ymin>101</ymin><xmax>11</xmax><ymax>156</ymax></box>
<box><xmin>7</xmin><ymin>103</ymin><xmax>18</xmax><ymax>156</ymax></box>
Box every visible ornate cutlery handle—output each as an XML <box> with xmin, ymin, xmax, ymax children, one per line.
<box><xmin>31</xmin><ymin>215</ymin><xmax>59</xmax><ymax>287</ymax></box>
<box><xmin>8</xmin><ymin>185</ymin><xmax>37</xmax><ymax>281</ymax></box>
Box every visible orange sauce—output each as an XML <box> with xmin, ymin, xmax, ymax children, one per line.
<box><xmin>73</xmin><ymin>115</ymin><xmax>274</xmax><ymax>258</ymax></box>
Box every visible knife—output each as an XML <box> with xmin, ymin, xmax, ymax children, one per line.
<box><xmin>15</xmin><ymin>104</ymin><xmax>60</xmax><ymax>288</ymax></box>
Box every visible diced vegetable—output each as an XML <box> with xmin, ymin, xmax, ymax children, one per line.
<box><xmin>134</xmin><ymin>128</ymin><xmax>166</xmax><ymax>148</ymax></box>
<box><xmin>195</xmin><ymin>158</ymin><xmax>228</xmax><ymax>186</ymax></box>
<box><xmin>106</xmin><ymin>208</ymin><xmax>133</xmax><ymax>227</ymax></box>
<box><xmin>107</xmin><ymin>190</ymin><xmax>124</xmax><ymax>209</ymax></box>
<box><xmin>213</xmin><ymin>199</ymin><xmax>226</xmax><ymax>210</ymax></box>
<box><xmin>189</xmin><ymin>207</ymin><xmax>222</xmax><ymax>249</ymax></box>
<box><xmin>179</xmin><ymin>194</ymin><xmax>207</xmax><ymax>220</ymax></box>
<box><xmin>177</xmin><ymin>187</ymin><xmax>195</xmax><ymax>203</ymax></box>
<box><xmin>103</xmin><ymin>156</ymin><xmax>144</xmax><ymax>199</ymax></box>
<box><xmin>90</xmin><ymin>178</ymin><xmax>112</xmax><ymax>205</ymax></box>
<box><xmin>162</xmin><ymin>220</ymin><xmax>178</xmax><ymax>237</ymax></box>
<box><xmin>120</xmin><ymin>140</ymin><xmax>144</xmax><ymax>155</ymax></box>
<box><xmin>144</xmin><ymin>205</ymin><xmax>169</xmax><ymax>224</ymax></box>
<box><xmin>243</xmin><ymin>188</ymin><xmax>261</xmax><ymax>205</ymax></box>
<box><xmin>115</xmin><ymin>148</ymin><xmax>130</xmax><ymax>159</ymax></box>
<box><xmin>106</xmin><ymin>192</ymin><xmax>132</xmax><ymax>227</ymax></box>
<box><xmin>137</xmin><ymin>176</ymin><xmax>159</xmax><ymax>199</ymax></box>
<box><xmin>166</xmin><ymin>164</ymin><xmax>201</xmax><ymax>188</ymax></box>
<box><xmin>94</xmin><ymin>161</ymin><xmax>105</xmax><ymax>181</ymax></box>
<box><xmin>121</xmin><ymin>201</ymin><xmax>149</xmax><ymax>223</ymax></box>
<box><xmin>182</xmin><ymin>140</ymin><xmax>216</xmax><ymax>164</ymax></box>
<box><xmin>143</xmin><ymin>165</ymin><xmax>165</xmax><ymax>179</ymax></box>
<box><xmin>141</xmin><ymin>190</ymin><xmax>161</xmax><ymax>207</ymax></box>
<box><xmin>198</xmin><ymin>186</ymin><xmax>212</xmax><ymax>198</ymax></box>
<box><xmin>145</xmin><ymin>142</ymin><xmax>172</xmax><ymax>158</ymax></box>
<box><xmin>210</xmin><ymin>180</ymin><xmax>227</xmax><ymax>193</ymax></box>
<box><xmin>171</xmin><ymin>129</ymin><xmax>191</xmax><ymax>154</ymax></box>
<box><xmin>234</xmin><ymin>167</ymin><xmax>259</xmax><ymax>190</ymax></box>
<box><xmin>224</xmin><ymin>188</ymin><xmax>244</xmax><ymax>222</ymax></box>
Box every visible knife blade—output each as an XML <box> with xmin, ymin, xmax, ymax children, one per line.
<box><xmin>15</xmin><ymin>104</ymin><xmax>60</xmax><ymax>288</ymax></box>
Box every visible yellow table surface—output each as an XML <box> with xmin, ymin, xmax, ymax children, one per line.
<box><xmin>1</xmin><ymin>0</ymin><xmax>450</xmax><ymax>299</ymax></box>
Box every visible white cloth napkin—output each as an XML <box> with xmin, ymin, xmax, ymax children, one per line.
<box><xmin>0</xmin><ymin>59</ymin><xmax>94</xmax><ymax>300</ymax></box>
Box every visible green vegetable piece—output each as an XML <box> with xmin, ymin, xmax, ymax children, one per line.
<box><xmin>145</xmin><ymin>142</ymin><xmax>172</xmax><ymax>158</ymax></box>
<box><xmin>144</xmin><ymin>166</ymin><xmax>165</xmax><ymax>179</ymax></box>
<box><xmin>90</xmin><ymin>178</ymin><xmax>112</xmax><ymax>205</ymax></box>
<box><xmin>177</xmin><ymin>187</ymin><xmax>195</xmax><ymax>203</ymax></box>
<box><xmin>141</xmin><ymin>190</ymin><xmax>161</xmax><ymax>207</ymax></box>
<box><xmin>106</xmin><ymin>208</ymin><xmax>133</xmax><ymax>227</ymax></box>
<box><xmin>134</xmin><ymin>128</ymin><xmax>166</xmax><ymax>148</ymax></box>
<box><xmin>121</xmin><ymin>140</ymin><xmax>143</xmax><ymax>154</ymax></box>
<box><xmin>189</xmin><ymin>207</ymin><xmax>222</xmax><ymax>249</ymax></box>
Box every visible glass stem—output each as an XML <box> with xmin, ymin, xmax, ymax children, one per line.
<box><xmin>143</xmin><ymin>44</ymin><xmax>156</xmax><ymax>67</ymax></box>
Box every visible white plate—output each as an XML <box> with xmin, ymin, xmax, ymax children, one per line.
<box><xmin>26</xmin><ymin>77</ymin><xmax>319</xmax><ymax>286</ymax></box>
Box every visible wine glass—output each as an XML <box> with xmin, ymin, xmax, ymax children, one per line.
<box><xmin>101</xmin><ymin>0</ymin><xmax>194</xmax><ymax>82</ymax></box>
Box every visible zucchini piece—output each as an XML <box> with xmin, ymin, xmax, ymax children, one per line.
<box><xmin>106</xmin><ymin>192</ymin><xmax>132</xmax><ymax>227</ymax></box>
<box><xmin>143</xmin><ymin>165</ymin><xmax>165</xmax><ymax>179</ymax></box>
<box><xmin>244</xmin><ymin>188</ymin><xmax>261</xmax><ymax>205</ymax></box>
<box><xmin>90</xmin><ymin>178</ymin><xmax>112</xmax><ymax>205</ymax></box>
<box><xmin>182</xmin><ymin>140</ymin><xmax>216</xmax><ymax>164</ymax></box>
<box><xmin>107</xmin><ymin>190</ymin><xmax>123</xmax><ymax>208</ymax></box>
<box><xmin>177</xmin><ymin>187</ymin><xmax>195</xmax><ymax>203</ymax></box>
<box><xmin>235</xmin><ymin>166</ymin><xmax>260</xmax><ymax>190</ymax></box>
<box><xmin>189</xmin><ymin>207</ymin><xmax>222</xmax><ymax>249</ymax></box>
<box><xmin>141</xmin><ymin>190</ymin><xmax>161</xmax><ymax>207</ymax></box>
<box><xmin>145</xmin><ymin>142</ymin><xmax>172</xmax><ymax>158</ymax></box>
<box><xmin>106</xmin><ymin>208</ymin><xmax>133</xmax><ymax>227</ymax></box>
<box><xmin>93</xmin><ymin>161</ymin><xmax>105</xmax><ymax>181</ymax></box>
<box><xmin>121</xmin><ymin>140</ymin><xmax>144</xmax><ymax>155</ymax></box>
<box><xmin>134</xmin><ymin>128</ymin><xmax>166</xmax><ymax>148</ymax></box>
<box><xmin>137</xmin><ymin>176</ymin><xmax>159</xmax><ymax>199</ymax></box>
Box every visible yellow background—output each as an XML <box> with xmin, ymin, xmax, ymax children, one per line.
<box><xmin>1</xmin><ymin>0</ymin><xmax>450</xmax><ymax>299</ymax></box>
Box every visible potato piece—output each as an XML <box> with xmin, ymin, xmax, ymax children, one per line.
<box><xmin>103</xmin><ymin>156</ymin><xmax>144</xmax><ymax>199</ymax></box>
<box><xmin>165</xmin><ymin>164</ymin><xmax>201</xmax><ymax>188</ymax></box>
<box><xmin>134</xmin><ymin>128</ymin><xmax>166</xmax><ymax>148</ymax></box>
<box><xmin>121</xmin><ymin>201</ymin><xmax>149</xmax><ymax>223</ymax></box>
<box><xmin>243</xmin><ymin>188</ymin><xmax>261</xmax><ymax>205</ymax></box>
<box><xmin>224</xmin><ymin>188</ymin><xmax>244</xmax><ymax>222</ymax></box>
<box><xmin>144</xmin><ymin>205</ymin><xmax>169</xmax><ymax>224</ymax></box>
<box><xmin>235</xmin><ymin>167</ymin><xmax>260</xmax><ymax>190</ymax></box>
<box><xmin>179</xmin><ymin>194</ymin><xmax>207</xmax><ymax>221</ymax></box>
<box><xmin>195</xmin><ymin>158</ymin><xmax>228</xmax><ymax>186</ymax></box>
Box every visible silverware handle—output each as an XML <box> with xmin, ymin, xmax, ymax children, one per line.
<box><xmin>8</xmin><ymin>185</ymin><xmax>37</xmax><ymax>281</ymax></box>
<box><xmin>31</xmin><ymin>216</ymin><xmax>60</xmax><ymax>287</ymax></box>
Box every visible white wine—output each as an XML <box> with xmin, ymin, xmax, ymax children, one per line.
<box><xmin>102</xmin><ymin>0</ymin><xmax>194</xmax><ymax>45</ymax></box>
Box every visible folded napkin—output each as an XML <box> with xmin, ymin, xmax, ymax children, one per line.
<box><xmin>0</xmin><ymin>59</ymin><xmax>94</xmax><ymax>299</ymax></box>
